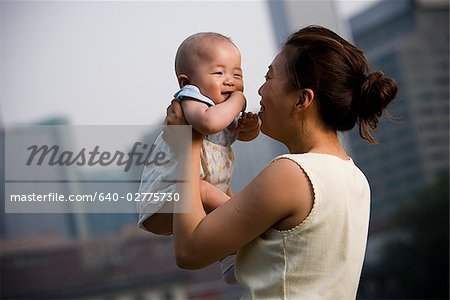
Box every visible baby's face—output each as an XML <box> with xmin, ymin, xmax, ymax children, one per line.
<box><xmin>189</xmin><ymin>39</ymin><xmax>243</xmax><ymax>104</ymax></box>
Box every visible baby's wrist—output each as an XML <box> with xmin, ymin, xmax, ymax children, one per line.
<box><xmin>229</xmin><ymin>91</ymin><xmax>246</xmax><ymax>112</ymax></box>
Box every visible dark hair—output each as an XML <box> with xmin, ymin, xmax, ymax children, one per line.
<box><xmin>282</xmin><ymin>25</ymin><xmax>398</xmax><ymax>143</ymax></box>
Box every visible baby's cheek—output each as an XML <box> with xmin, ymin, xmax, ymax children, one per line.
<box><xmin>237</xmin><ymin>81</ymin><xmax>244</xmax><ymax>92</ymax></box>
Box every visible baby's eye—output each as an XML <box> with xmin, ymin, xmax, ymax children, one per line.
<box><xmin>213</xmin><ymin>72</ymin><xmax>223</xmax><ymax>75</ymax></box>
<box><xmin>234</xmin><ymin>73</ymin><xmax>243</xmax><ymax>79</ymax></box>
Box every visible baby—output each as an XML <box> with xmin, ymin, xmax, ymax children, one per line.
<box><xmin>137</xmin><ymin>32</ymin><xmax>259</xmax><ymax>283</ymax></box>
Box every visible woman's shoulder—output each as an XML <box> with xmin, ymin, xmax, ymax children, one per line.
<box><xmin>209</xmin><ymin>155</ymin><xmax>315</xmax><ymax>247</ymax></box>
<box><xmin>264</xmin><ymin>155</ymin><xmax>310</xmax><ymax>184</ymax></box>
<box><xmin>242</xmin><ymin>157</ymin><xmax>311</xmax><ymax>212</ymax></box>
<box><xmin>260</xmin><ymin>156</ymin><xmax>314</xmax><ymax>231</ymax></box>
<box><xmin>256</xmin><ymin>157</ymin><xmax>313</xmax><ymax>208</ymax></box>
<box><xmin>272</xmin><ymin>153</ymin><xmax>355</xmax><ymax>176</ymax></box>
<box><xmin>272</xmin><ymin>152</ymin><xmax>351</xmax><ymax>163</ymax></box>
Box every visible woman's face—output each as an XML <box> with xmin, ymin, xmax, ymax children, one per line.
<box><xmin>258</xmin><ymin>51</ymin><xmax>298</xmax><ymax>141</ymax></box>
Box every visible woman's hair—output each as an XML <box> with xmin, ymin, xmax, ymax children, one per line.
<box><xmin>282</xmin><ymin>25</ymin><xmax>398</xmax><ymax>143</ymax></box>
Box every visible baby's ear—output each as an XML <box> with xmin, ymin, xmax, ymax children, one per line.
<box><xmin>177</xmin><ymin>74</ymin><xmax>189</xmax><ymax>87</ymax></box>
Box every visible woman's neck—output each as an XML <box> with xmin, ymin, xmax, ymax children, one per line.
<box><xmin>286</xmin><ymin>127</ymin><xmax>348</xmax><ymax>160</ymax></box>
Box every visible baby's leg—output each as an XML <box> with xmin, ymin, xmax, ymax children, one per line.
<box><xmin>140</xmin><ymin>202</ymin><xmax>174</xmax><ymax>235</ymax></box>
<box><xmin>141</xmin><ymin>181</ymin><xmax>228</xmax><ymax>234</ymax></box>
<box><xmin>200</xmin><ymin>180</ymin><xmax>230</xmax><ymax>213</ymax></box>
<box><xmin>220</xmin><ymin>255</ymin><xmax>237</xmax><ymax>284</ymax></box>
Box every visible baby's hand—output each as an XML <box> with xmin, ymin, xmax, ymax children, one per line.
<box><xmin>235</xmin><ymin>112</ymin><xmax>260</xmax><ymax>132</ymax></box>
<box><xmin>230</xmin><ymin>90</ymin><xmax>247</xmax><ymax>112</ymax></box>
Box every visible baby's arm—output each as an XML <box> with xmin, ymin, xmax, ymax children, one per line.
<box><xmin>181</xmin><ymin>91</ymin><xmax>246</xmax><ymax>135</ymax></box>
<box><xmin>236</xmin><ymin>112</ymin><xmax>260</xmax><ymax>141</ymax></box>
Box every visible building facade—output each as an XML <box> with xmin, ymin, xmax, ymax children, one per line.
<box><xmin>348</xmin><ymin>0</ymin><xmax>449</xmax><ymax>211</ymax></box>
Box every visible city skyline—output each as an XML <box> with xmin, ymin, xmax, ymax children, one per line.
<box><xmin>0</xmin><ymin>0</ymin><xmax>379</xmax><ymax>128</ymax></box>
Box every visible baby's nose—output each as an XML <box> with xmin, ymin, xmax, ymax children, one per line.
<box><xmin>224</xmin><ymin>76</ymin><xmax>235</xmax><ymax>86</ymax></box>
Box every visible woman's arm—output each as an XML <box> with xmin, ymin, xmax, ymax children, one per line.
<box><xmin>170</xmin><ymin>141</ymin><xmax>313</xmax><ymax>269</ymax></box>
<box><xmin>163</xmin><ymin>100</ymin><xmax>313</xmax><ymax>269</ymax></box>
<box><xmin>181</xmin><ymin>91</ymin><xmax>246</xmax><ymax>135</ymax></box>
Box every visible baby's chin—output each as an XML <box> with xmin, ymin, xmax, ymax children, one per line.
<box><xmin>211</xmin><ymin>93</ymin><xmax>231</xmax><ymax>104</ymax></box>
<box><xmin>222</xmin><ymin>92</ymin><xmax>234</xmax><ymax>101</ymax></box>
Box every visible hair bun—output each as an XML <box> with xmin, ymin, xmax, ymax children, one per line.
<box><xmin>354</xmin><ymin>71</ymin><xmax>398</xmax><ymax>143</ymax></box>
<box><xmin>357</xmin><ymin>71</ymin><xmax>398</xmax><ymax>119</ymax></box>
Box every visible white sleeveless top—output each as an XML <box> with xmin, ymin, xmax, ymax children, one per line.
<box><xmin>235</xmin><ymin>153</ymin><xmax>371</xmax><ymax>299</ymax></box>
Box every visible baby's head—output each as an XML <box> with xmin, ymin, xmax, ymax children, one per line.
<box><xmin>175</xmin><ymin>32</ymin><xmax>243</xmax><ymax>104</ymax></box>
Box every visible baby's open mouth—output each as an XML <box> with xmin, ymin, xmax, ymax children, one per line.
<box><xmin>222</xmin><ymin>91</ymin><xmax>232</xmax><ymax>99</ymax></box>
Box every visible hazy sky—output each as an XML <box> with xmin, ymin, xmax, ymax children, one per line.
<box><xmin>336</xmin><ymin>0</ymin><xmax>379</xmax><ymax>16</ymax></box>
<box><xmin>0</xmin><ymin>0</ymin><xmax>378</xmax><ymax>127</ymax></box>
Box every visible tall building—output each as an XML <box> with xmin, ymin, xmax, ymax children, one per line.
<box><xmin>2</xmin><ymin>118</ymin><xmax>85</xmax><ymax>239</ymax></box>
<box><xmin>264</xmin><ymin>0</ymin><xmax>352</xmax><ymax>153</ymax></box>
<box><xmin>348</xmin><ymin>2</ymin><xmax>449</xmax><ymax>297</ymax></box>
<box><xmin>267</xmin><ymin>0</ymin><xmax>347</xmax><ymax>47</ymax></box>
<box><xmin>348</xmin><ymin>0</ymin><xmax>449</xmax><ymax>211</ymax></box>
<box><xmin>0</xmin><ymin>128</ymin><xmax>5</xmax><ymax>238</ymax></box>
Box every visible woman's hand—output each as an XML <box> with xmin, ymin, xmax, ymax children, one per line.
<box><xmin>164</xmin><ymin>99</ymin><xmax>188</xmax><ymax>126</ymax></box>
<box><xmin>163</xmin><ymin>100</ymin><xmax>204</xmax><ymax>153</ymax></box>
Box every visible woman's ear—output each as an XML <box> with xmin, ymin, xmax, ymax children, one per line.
<box><xmin>177</xmin><ymin>74</ymin><xmax>190</xmax><ymax>87</ymax></box>
<box><xmin>295</xmin><ymin>88</ymin><xmax>314</xmax><ymax>110</ymax></box>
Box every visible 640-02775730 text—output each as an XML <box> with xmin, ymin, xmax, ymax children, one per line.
<box><xmin>9</xmin><ymin>192</ymin><xmax>181</xmax><ymax>202</ymax></box>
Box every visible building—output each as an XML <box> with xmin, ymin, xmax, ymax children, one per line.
<box><xmin>2</xmin><ymin>118</ymin><xmax>86</xmax><ymax>239</ymax></box>
<box><xmin>267</xmin><ymin>0</ymin><xmax>347</xmax><ymax>47</ymax></box>
<box><xmin>348</xmin><ymin>0</ymin><xmax>449</xmax><ymax>211</ymax></box>
<box><xmin>347</xmin><ymin>0</ymin><xmax>449</xmax><ymax>297</ymax></box>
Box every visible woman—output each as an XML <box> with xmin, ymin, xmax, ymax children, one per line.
<box><xmin>162</xmin><ymin>25</ymin><xmax>398</xmax><ymax>299</ymax></box>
